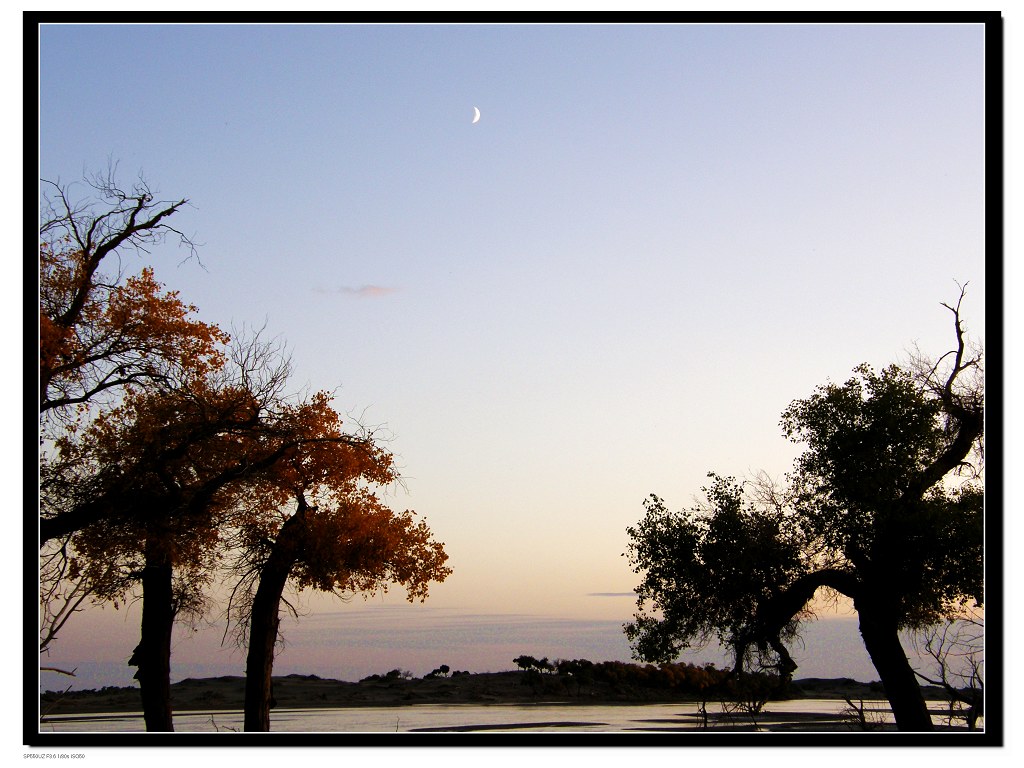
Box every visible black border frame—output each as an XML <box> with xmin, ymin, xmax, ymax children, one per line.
<box><xmin>25</xmin><ymin>10</ymin><xmax>1004</xmax><ymax>749</ymax></box>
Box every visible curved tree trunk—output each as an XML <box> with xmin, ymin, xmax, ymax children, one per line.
<box><xmin>131</xmin><ymin>546</ymin><xmax>175</xmax><ymax>732</ymax></box>
<box><xmin>856</xmin><ymin>603</ymin><xmax>933</xmax><ymax>731</ymax></box>
<box><xmin>243</xmin><ymin>510</ymin><xmax>306</xmax><ymax>732</ymax></box>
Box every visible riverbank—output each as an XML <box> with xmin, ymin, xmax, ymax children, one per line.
<box><xmin>40</xmin><ymin>671</ymin><xmax>949</xmax><ymax>716</ymax></box>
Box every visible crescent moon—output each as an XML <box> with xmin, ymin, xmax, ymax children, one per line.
<box><xmin>472</xmin><ymin>106</ymin><xmax>481</xmax><ymax>124</ymax></box>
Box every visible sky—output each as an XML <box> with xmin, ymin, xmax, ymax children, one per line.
<box><xmin>35</xmin><ymin>21</ymin><xmax>993</xmax><ymax>691</ymax></box>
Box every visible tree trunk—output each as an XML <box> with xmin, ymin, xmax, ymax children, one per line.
<box><xmin>131</xmin><ymin>549</ymin><xmax>175</xmax><ymax>732</ymax></box>
<box><xmin>856</xmin><ymin>604</ymin><xmax>933</xmax><ymax>731</ymax></box>
<box><xmin>243</xmin><ymin>511</ymin><xmax>306</xmax><ymax>732</ymax></box>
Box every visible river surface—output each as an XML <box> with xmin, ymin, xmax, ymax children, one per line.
<box><xmin>38</xmin><ymin>699</ymin><xmax>973</xmax><ymax>733</ymax></box>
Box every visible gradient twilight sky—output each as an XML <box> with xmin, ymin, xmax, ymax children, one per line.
<box><xmin>37</xmin><ymin>22</ymin><xmax>990</xmax><ymax>687</ymax></box>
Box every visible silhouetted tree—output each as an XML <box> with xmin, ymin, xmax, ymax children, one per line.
<box><xmin>38</xmin><ymin>173</ymin><xmax>227</xmax><ymax>666</ymax></box>
<box><xmin>64</xmin><ymin>333</ymin><xmax>399</xmax><ymax>731</ymax></box>
<box><xmin>513</xmin><ymin>655</ymin><xmax>554</xmax><ymax>673</ymax></box>
<box><xmin>625</xmin><ymin>289</ymin><xmax>983</xmax><ymax>731</ymax></box>
<box><xmin>39</xmin><ymin>170</ymin><xmax>220</xmax><ymax>421</ymax></box>
<box><xmin>228</xmin><ymin>443</ymin><xmax>451</xmax><ymax>732</ymax></box>
<box><xmin>62</xmin><ymin>336</ymin><xmax>295</xmax><ymax>730</ymax></box>
<box><xmin>37</xmin><ymin>171</ymin><xmax>449</xmax><ymax>734</ymax></box>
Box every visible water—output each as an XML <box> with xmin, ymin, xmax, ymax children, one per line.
<box><xmin>38</xmin><ymin>699</ymin><xmax>975</xmax><ymax>733</ymax></box>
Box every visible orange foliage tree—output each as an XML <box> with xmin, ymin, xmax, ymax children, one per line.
<box><xmin>39</xmin><ymin>174</ymin><xmax>228</xmax><ymax>667</ymax></box>
<box><xmin>66</xmin><ymin>338</ymin><xmax>323</xmax><ymax>730</ymax></box>
<box><xmin>233</xmin><ymin>473</ymin><xmax>452</xmax><ymax>729</ymax></box>
<box><xmin>39</xmin><ymin>174</ymin><xmax>226</xmax><ymax>423</ymax></box>
<box><xmin>66</xmin><ymin>336</ymin><xmax>449</xmax><ymax>732</ymax></box>
<box><xmin>39</xmin><ymin>173</ymin><xmax>451</xmax><ymax>733</ymax></box>
<box><xmin>64</xmin><ymin>344</ymin><xmax>289</xmax><ymax>730</ymax></box>
<box><xmin>225</xmin><ymin>426</ymin><xmax>451</xmax><ymax>730</ymax></box>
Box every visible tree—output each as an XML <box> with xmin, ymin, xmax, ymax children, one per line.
<box><xmin>39</xmin><ymin>171</ymin><xmax>225</xmax><ymax>421</ymax></box>
<box><xmin>231</xmin><ymin>484</ymin><xmax>451</xmax><ymax>731</ymax></box>
<box><xmin>62</xmin><ymin>352</ymin><xmax>282</xmax><ymax>730</ymax></box>
<box><xmin>513</xmin><ymin>655</ymin><xmax>555</xmax><ymax>673</ymax></box>
<box><xmin>624</xmin><ymin>290</ymin><xmax>983</xmax><ymax>731</ymax></box>
<box><xmin>37</xmin><ymin>171</ymin><xmax>451</xmax><ymax>733</ymax></box>
<box><xmin>60</xmin><ymin>335</ymin><xmax>377</xmax><ymax>731</ymax></box>
<box><xmin>49</xmin><ymin>320</ymin><xmax>445</xmax><ymax>732</ymax></box>
<box><xmin>215</xmin><ymin>386</ymin><xmax>450</xmax><ymax>732</ymax></box>
<box><xmin>39</xmin><ymin>172</ymin><xmax>228</xmax><ymax>673</ymax></box>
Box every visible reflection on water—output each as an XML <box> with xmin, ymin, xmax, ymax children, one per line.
<box><xmin>38</xmin><ymin>699</ymin><xmax>978</xmax><ymax>733</ymax></box>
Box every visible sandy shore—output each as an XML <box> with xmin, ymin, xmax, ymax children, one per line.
<box><xmin>39</xmin><ymin>671</ymin><xmax>948</xmax><ymax>716</ymax></box>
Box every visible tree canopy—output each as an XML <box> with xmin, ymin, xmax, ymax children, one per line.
<box><xmin>38</xmin><ymin>172</ymin><xmax>451</xmax><ymax>732</ymax></box>
<box><xmin>232</xmin><ymin>481</ymin><xmax>450</xmax><ymax>731</ymax></box>
<box><xmin>39</xmin><ymin>174</ymin><xmax>224</xmax><ymax>423</ymax></box>
<box><xmin>625</xmin><ymin>291</ymin><xmax>984</xmax><ymax>731</ymax></box>
<box><xmin>39</xmin><ymin>175</ymin><xmax>229</xmax><ymax>665</ymax></box>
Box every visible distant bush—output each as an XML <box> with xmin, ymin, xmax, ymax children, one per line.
<box><xmin>586</xmin><ymin>659</ymin><xmax>734</xmax><ymax>693</ymax></box>
<box><xmin>362</xmin><ymin>669</ymin><xmax>414</xmax><ymax>683</ymax></box>
<box><xmin>514</xmin><ymin>656</ymin><xmax>744</xmax><ymax>696</ymax></box>
<box><xmin>513</xmin><ymin>655</ymin><xmax>555</xmax><ymax>673</ymax></box>
<box><xmin>555</xmin><ymin>658</ymin><xmax>595</xmax><ymax>677</ymax></box>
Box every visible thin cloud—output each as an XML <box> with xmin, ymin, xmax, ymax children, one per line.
<box><xmin>587</xmin><ymin>592</ymin><xmax>636</xmax><ymax>598</ymax></box>
<box><xmin>314</xmin><ymin>284</ymin><xmax>398</xmax><ymax>298</ymax></box>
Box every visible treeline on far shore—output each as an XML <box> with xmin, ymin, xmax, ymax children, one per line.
<box><xmin>45</xmin><ymin>658</ymin><xmax>936</xmax><ymax>718</ymax></box>
<box><xmin>507</xmin><ymin>656</ymin><xmax>849</xmax><ymax>701</ymax></box>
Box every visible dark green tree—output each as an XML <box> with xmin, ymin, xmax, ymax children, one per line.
<box><xmin>625</xmin><ymin>290</ymin><xmax>983</xmax><ymax>731</ymax></box>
